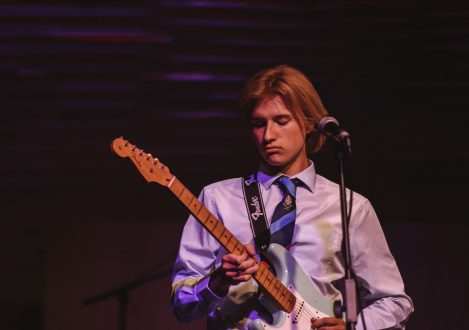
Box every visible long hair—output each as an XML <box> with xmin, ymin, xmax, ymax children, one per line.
<box><xmin>240</xmin><ymin>65</ymin><xmax>328</xmax><ymax>154</ymax></box>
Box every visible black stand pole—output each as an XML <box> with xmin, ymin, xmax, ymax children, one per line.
<box><xmin>331</xmin><ymin>137</ymin><xmax>358</xmax><ymax>330</ymax></box>
<box><xmin>83</xmin><ymin>261</ymin><xmax>172</xmax><ymax>330</ymax></box>
<box><xmin>118</xmin><ymin>291</ymin><xmax>128</xmax><ymax>330</ymax></box>
<box><xmin>338</xmin><ymin>147</ymin><xmax>357</xmax><ymax>330</ymax></box>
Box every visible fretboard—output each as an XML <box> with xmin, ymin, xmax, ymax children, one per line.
<box><xmin>168</xmin><ymin>176</ymin><xmax>296</xmax><ymax>312</ymax></box>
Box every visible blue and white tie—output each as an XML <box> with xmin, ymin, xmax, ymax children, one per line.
<box><xmin>270</xmin><ymin>176</ymin><xmax>298</xmax><ymax>249</ymax></box>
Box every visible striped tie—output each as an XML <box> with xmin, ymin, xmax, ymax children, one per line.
<box><xmin>270</xmin><ymin>176</ymin><xmax>298</xmax><ymax>249</ymax></box>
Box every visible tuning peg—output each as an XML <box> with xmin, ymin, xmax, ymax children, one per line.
<box><xmin>139</xmin><ymin>149</ymin><xmax>144</xmax><ymax>156</ymax></box>
<box><xmin>146</xmin><ymin>153</ymin><xmax>152</xmax><ymax>160</ymax></box>
<box><xmin>124</xmin><ymin>140</ymin><xmax>129</xmax><ymax>147</ymax></box>
<box><xmin>153</xmin><ymin>158</ymin><xmax>159</xmax><ymax>165</ymax></box>
<box><xmin>131</xmin><ymin>145</ymin><xmax>136</xmax><ymax>151</ymax></box>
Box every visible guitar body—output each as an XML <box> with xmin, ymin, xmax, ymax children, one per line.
<box><xmin>248</xmin><ymin>243</ymin><xmax>335</xmax><ymax>330</ymax></box>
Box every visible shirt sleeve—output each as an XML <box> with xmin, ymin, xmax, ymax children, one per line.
<box><xmin>170</xmin><ymin>186</ymin><xmax>224</xmax><ymax>322</ymax></box>
<box><xmin>350</xmin><ymin>200</ymin><xmax>414</xmax><ymax>329</ymax></box>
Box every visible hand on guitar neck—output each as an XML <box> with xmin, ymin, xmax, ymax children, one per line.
<box><xmin>208</xmin><ymin>243</ymin><xmax>259</xmax><ymax>297</ymax></box>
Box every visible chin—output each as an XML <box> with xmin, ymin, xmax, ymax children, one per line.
<box><xmin>263</xmin><ymin>154</ymin><xmax>287</xmax><ymax>167</ymax></box>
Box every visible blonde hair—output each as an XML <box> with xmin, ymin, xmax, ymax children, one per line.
<box><xmin>240</xmin><ymin>65</ymin><xmax>328</xmax><ymax>154</ymax></box>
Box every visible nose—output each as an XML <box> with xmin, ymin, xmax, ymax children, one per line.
<box><xmin>263</xmin><ymin>121</ymin><xmax>276</xmax><ymax>143</ymax></box>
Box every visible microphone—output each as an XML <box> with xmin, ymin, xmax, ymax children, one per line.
<box><xmin>316</xmin><ymin>116</ymin><xmax>351</xmax><ymax>156</ymax></box>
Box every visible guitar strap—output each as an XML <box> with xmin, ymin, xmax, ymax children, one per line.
<box><xmin>241</xmin><ymin>174</ymin><xmax>270</xmax><ymax>256</ymax></box>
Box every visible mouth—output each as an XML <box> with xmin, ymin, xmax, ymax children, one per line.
<box><xmin>264</xmin><ymin>146</ymin><xmax>281</xmax><ymax>153</ymax></box>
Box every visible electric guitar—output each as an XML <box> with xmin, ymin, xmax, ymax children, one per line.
<box><xmin>111</xmin><ymin>137</ymin><xmax>335</xmax><ymax>330</ymax></box>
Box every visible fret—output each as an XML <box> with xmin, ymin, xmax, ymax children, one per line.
<box><xmin>180</xmin><ymin>189</ymin><xmax>193</xmax><ymax>207</ymax></box>
<box><xmin>275</xmin><ymin>282</ymin><xmax>288</xmax><ymax>302</ymax></box>
<box><xmin>256</xmin><ymin>267</ymin><xmax>268</xmax><ymax>283</ymax></box>
<box><xmin>287</xmin><ymin>295</ymin><xmax>295</xmax><ymax>310</ymax></box>
<box><xmin>229</xmin><ymin>236</ymin><xmax>243</xmax><ymax>255</ymax></box>
<box><xmin>287</xmin><ymin>296</ymin><xmax>295</xmax><ymax>309</ymax></box>
<box><xmin>273</xmin><ymin>282</ymin><xmax>281</xmax><ymax>297</ymax></box>
<box><xmin>220</xmin><ymin>227</ymin><xmax>229</xmax><ymax>245</ymax></box>
<box><xmin>232</xmin><ymin>240</ymin><xmax>244</xmax><ymax>255</ymax></box>
<box><xmin>218</xmin><ymin>227</ymin><xmax>228</xmax><ymax>244</ymax></box>
<box><xmin>189</xmin><ymin>198</ymin><xmax>203</xmax><ymax>215</ymax></box>
<box><xmin>178</xmin><ymin>187</ymin><xmax>188</xmax><ymax>203</ymax></box>
<box><xmin>177</xmin><ymin>182</ymin><xmax>188</xmax><ymax>200</ymax></box>
<box><xmin>197</xmin><ymin>207</ymin><xmax>211</xmax><ymax>224</ymax></box>
<box><xmin>275</xmin><ymin>281</ymin><xmax>283</xmax><ymax>300</ymax></box>
<box><xmin>268</xmin><ymin>274</ymin><xmax>277</xmax><ymax>290</ymax></box>
<box><xmin>272</xmin><ymin>285</ymin><xmax>282</xmax><ymax>302</ymax></box>
<box><xmin>219</xmin><ymin>229</ymin><xmax>232</xmax><ymax>251</ymax></box>
<box><xmin>270</xmin><ymin>282</ymin><xmax>282</xmax><ymax>299</ymax></box>
<box><xmin>225</xmin><ymin>236</ymin><xmax>241</xmax><ymax>255</ymax></box>
<box><xmin>169</xmin><ymin>179</ymin><xmax>184</xmax><ymax>197</ymax></box>
<box><xmin>279</xmin><ymin>288</ymin><xmax>288</xmax><ymax>303</ymax></box>
<box><xmin>204</xmin><ymin>215</ymin><xmax>218</xmax><ymax>231</ymax></box>
<box><xmin>277</xmin><ymin>290</ymin><xmax>286</xmax><ymax>306</ymax></box>
<box><xmin>212</xmin><ymin>220</ymin><xmax>224</xmax><ymax>238</ymax></box>
<box><xmin>225</xmin><ymin>233</ymin><xmax>238</xmax><ymax>253</ymax></box>
<box><xmin>277</xmin><ymin>285</ymin><xmax>286</xmax><ymax>301</ymax></box>
<box><xmin>187</xmin><ymin>194</ymin><xmax>196</xmax><ymax>209</ymax></box>
<box><xmin>265</xmin><ymin>273</ymin><xmax>275</xmax><ymax>291</ymax></box>
<box><xmin>276</xmin><ymin>284</ymin><xmax>295</xmax><ymax>311</ymax></box>
<box><xmin>259</xmin><ymin>271</ymin><xmax>270</xmax><ymax>288</ymax></box>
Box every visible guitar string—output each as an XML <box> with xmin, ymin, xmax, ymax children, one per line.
<box><xmin>294</xmin><ymin>304</ymin><xmax>315</xmax><ymax>330</ymax></box>
<box><xmin>299</xmin><ymin>317</ymin><xmax>312</xmax><ymax>329</ymax></box>
<box><xmin>293</xmin><ymin>299</ymin><xmax>323</xmax><ymax>323</ymax></box>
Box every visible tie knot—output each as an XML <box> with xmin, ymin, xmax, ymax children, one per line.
<box><xmin>277</xmin><ymin>176</ymin><xmax>298</xmax><ymax>197</ymax></box>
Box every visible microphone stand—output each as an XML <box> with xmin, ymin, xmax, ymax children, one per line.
<box><xmin>332</xmin><ymin>136</ymin><xmax>358</xmax><ymax>330</ymax></box>
<box><xmin>83</xmin><ymin>260</ymin><xmax>172</xmax><ymax>330</ymax></box>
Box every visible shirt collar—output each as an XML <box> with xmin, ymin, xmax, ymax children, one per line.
<box><xmin>256</xmin><ymin>160</ymin><xmax>316</xmax><ymax>192</ymax></box>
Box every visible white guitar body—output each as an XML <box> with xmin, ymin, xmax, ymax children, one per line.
<box><xmin>248</xmin><ymin>244</ymin><xmax>335</xmax><ymax>330</ymax></box>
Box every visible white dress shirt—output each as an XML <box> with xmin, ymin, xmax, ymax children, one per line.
<box><xmin>171</xmin><ymin>162</ymin><xmax>414</xmax><ymax>329</ymax></box>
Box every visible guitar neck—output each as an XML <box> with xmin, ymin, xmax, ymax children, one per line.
<box><xmin>168</xmin><ymin>176</ymin><xmax>296</xmax><ymax>312</ymax></box>
<box><xmin>168</xmin><ymin>176</ymin><xmax>246</xmax><ymax>255</ymax></box>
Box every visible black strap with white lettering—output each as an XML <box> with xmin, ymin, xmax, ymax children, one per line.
<box><xmin>241</xmin><ymin>174</ymin><xmax>270</xmax><ymax>255</ymax></box>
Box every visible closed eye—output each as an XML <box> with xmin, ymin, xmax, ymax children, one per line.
<box><xmin>275</xmin><ymin>115</ymin><xmax>292</xmax><ymax>125</ymax></box>
<box><xmin>276</xmin><ymin>118</ymin><xmax>289</xmax><ymax>125</ymax></box>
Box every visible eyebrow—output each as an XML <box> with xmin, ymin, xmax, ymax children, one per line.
<box><xmin>273</xmin><ymin>114</ymin><xmax>292</xmax><ymax>120</ymax></box>
<box><xmin>250</xmin><ymin>114</ymin><xmax>292</xmax><ymax>121</ymax></box>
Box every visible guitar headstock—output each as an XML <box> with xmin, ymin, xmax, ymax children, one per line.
<box><xmin>111</xmin><ymin>137</ymin><xmax>173</xmax><ymax>187</ymax></box>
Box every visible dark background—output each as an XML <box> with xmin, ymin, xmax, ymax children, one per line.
<box><xmin>2</xmin><ymin>1</ymin><xmax>468</xmax><ymax>329</ymax></box>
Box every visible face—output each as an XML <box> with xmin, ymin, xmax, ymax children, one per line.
<box><xmin>249</xmin><ymin>96</ymin><xmax>309</xmax><ymax>175</ymax></box>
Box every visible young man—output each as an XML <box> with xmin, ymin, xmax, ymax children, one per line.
<box><xmin>171</xmin><ymin>65</ymin><xmax>413</xmax><ymax>329</ymax></box>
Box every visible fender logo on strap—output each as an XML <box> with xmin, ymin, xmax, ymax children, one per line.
<box><xmin>250</xmin><ymin>196</ymin><xmax>264</xmax><ymax>221</ymax></box>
